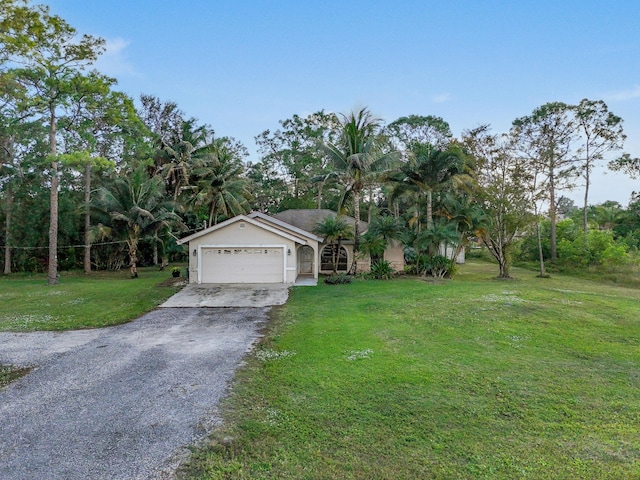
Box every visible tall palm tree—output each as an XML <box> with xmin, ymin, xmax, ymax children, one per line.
<box><xmin>94</xmin><ymin>167</ymin><xmax>183</xmax><ymax>277</ymax></box>
<box><xmin>387</xmin><ymin>143</ymin><xmax>470</xmax><ymax>230</ymax></box>
<box><xmin>441</xmin><ymin>193</ymin><xmax>488</xmax><ymax>261</ymax></box>
<box><xmin>190</xmin><ymin>139</ymin><xmax>251</xmax><ymax>227</ymax></box>
<box><xmin>414</xmin><ymin>218</ymin><xmax>460</xmax><ymax>277</ymax></box>
<box><xmin>160</xmin><ymin>119</ymin><xmax>212</xmax><ymax>203</ymax></box>
<box><xmin>323</xmin><ymin>107</ymin><xmax>393</xmax><ymax>273</ymax></box>
<box><xmin>313</xmin><ymin>214</ymin><xmax>353</xmax><ymax>274</ymax></box>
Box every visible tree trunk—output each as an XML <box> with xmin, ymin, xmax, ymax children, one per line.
<box><xmin>498</xmin><ymin>254</ymin><xmax>510</xmax><ymax>278</ymax></box>
<box><xmin>426</xmin><ymin>190</ymin><xmax>433</xmax><ymax>229</ymax></box>
<box><xmin>4</xmin><ymin>188</ymin><xmax>12</xmax><ymax>275</ymax></box>
<box><xmin>332</xmin><ymin>241</ymin><xmax>339</xmax><ymax>275</ymax></box>
<box><xmin>350</xmin><ymin>190</ymin><xmax>361</xmax><ymax>274</ymax></box>
<box><xmin>548</xmin><ymin>171</ymin><xmax>557</xmax><ymax>260</ymax></box>
<box><xmin>482</xmin><ymin>234</ymin><xmax>511</xmax><ymax>279</ymax></box>
<box><xmin>48</xmin><ymin>105</ymin><xmax>59</xmax><ymax>285</ymax></box>
<box><xmin>536</xmin><ymin>220</ymin><xmax>546</xmax><ymax>277</ymax></box>
<box><xmin>153</xmin><ymin>232</ymin><xmax>159</xmax><ymax>266</ymax></box>
<box><xmin>128</xmin><ymin>238</ymin><xmax>138</xmax><ymax>278</ymax></box>
<box><xmin>84</xmin><ymin>162</ymin><xmax>92</xmax><ymax>273</ymax></box>
<box><xmin>583</xmin><ymin>144</ymin><xmax>590</xmax><ymax>242</ymax></box>
<box><xmin>317</xmin><ymin>181</ymin><xmax>323</xmax><ymax>209</ymax></box>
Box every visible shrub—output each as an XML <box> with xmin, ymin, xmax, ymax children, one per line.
<box><xmin>368</xmin><ymin>260</ymin><xmax>394</xmax><ymax>280</ymax></box>
<box><xmin>324</xmin><ymin>274</ymin><xmax>353</xmax><ymax>285</ymax></box>
<box><xmin>557</xmin><ymin>229</ymin><xmax>631</xmax><ymax>268</ymax></box>
<box><xmin>424</xmin><ymin>255</ymin><xmax>455</xmax><ymax>278</ymax></box>
<box><xmin>601</xmin><ymin>244</ymin><xmax>630</xmax><ymax>266</ymax></box>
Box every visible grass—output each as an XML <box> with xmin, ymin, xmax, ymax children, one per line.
<box><xmin>0</xmin><ymin>365</ymin><xmax>31</xmax><ymax>388</ymax></box>
<box><xmin>0</xmin><ymin>266</ymin><xmax>185</xmax><ymax>332</ymax></box>
<box><xmin>180</xmin><ymin>261</ymin><xmax>640</xmax><ymax>480</ymax></box>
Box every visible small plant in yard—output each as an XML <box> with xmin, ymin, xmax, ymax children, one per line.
<box><xmin>368</xmin><ymin>260</ymin><xmax>394</xmax><ymax>279</ymax></box>
<box><xmin>171</xmin><ymin>266</ymin><xmax>181</xmax><ymax>277</ymax></box>
<box><xmin>323</xmin><ymin>273</ymin><xmax>353</xmax><ymax>285</ymax></box>
<box><xmin>424</xmin><ymin>254</ymin><xmax>456</xmax><ymax>278</ymax></box>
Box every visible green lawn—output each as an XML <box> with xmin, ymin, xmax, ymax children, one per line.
<box><xmin>181</xmin><ymin>261</ymin><xmax>640</xmax><ymax>480</ymax></box>
<box><xmin>0</xmin><ymin>266</ymin><xmax>184</xmax><ymax>331</ymax></box>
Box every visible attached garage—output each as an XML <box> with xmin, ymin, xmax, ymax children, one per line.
<box><xmin>177</xmin><ymin>214</ymin><xmax>320</xmax><ymax>285</ymax></box>
<box><xmin>199</xmin><ymin>246</ymin><xmax>285</xmax><ymax>283</ymax></box>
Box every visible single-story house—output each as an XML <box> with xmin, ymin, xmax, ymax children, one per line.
<box><xmin>176</xmin><ymin>209</ymin><xmax>405</xmax><ymax>285</ymax></box>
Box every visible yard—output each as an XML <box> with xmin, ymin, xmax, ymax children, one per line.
<box><xmin>0</xmin><ymin>266</ymin><xmax>184</xmax><ymax>332</ymax></box>
<box><xmin>181</xmin><ymin>261</ymin><xmax>640</xmax><ymax>479</ymax></box>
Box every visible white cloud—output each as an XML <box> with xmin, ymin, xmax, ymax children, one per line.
<box><xmin>94</xmin><ymin>38</ymin><xmax>138</xmax><ymax>77</ymax></box>
<box><xmin>432</xmin><ymin>93</ymin><xmax>451</xmax><ymax>103</ymax></box>
<box><xmin>605</xmin><ymin>85</ymin><xmax>640</xmax><ymax>102</ymax></box>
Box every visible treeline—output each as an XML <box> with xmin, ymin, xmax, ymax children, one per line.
<box><xmin>1</xmin><ymin>0</ymin><xmax>639</xmax><ymax>282</ymax></box>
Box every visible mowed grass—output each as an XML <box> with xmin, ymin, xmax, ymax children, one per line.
<box><xmin>182</xmin><ymin>261</ymin><xmax>640</xmax><ymax>480</ymax></box>
<box><xmin>0</xmin><ymin>266</ymin><xmax>184</xmax><ymax>331</ymax></box>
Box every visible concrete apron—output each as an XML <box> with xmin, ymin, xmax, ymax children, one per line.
<box><xmin>160</xmin><ymin>283</ymin><xmax>290</xmax><ymax>308</ymax></box>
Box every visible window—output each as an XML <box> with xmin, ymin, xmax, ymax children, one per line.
<box><xmin>320</xmin><ymin>244</ymin><xmax>348</xmax><ymax>271</ymax></box>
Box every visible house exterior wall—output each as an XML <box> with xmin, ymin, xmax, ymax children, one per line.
<box><xmin>317</xmin><ymin>242</ymin><xmax>405</xmax><ymax>274</ymax></box>
<box><xmin>439</xmin><ymin>244</ymin><xmax>466</xmax><ymax>264</ymax></box>
<box><xmin>383</xmin><ymin>240</ymin><xmax>405</xmax><ymax>271</ymax></box>
<box><xmin>186</xmin><ymin>221</ymin><xmax>301</xmax><ymax>283</ymax></box>
<box><xmin>319</xmin><ymin>243</ymin><xmax>357</xmax><ymax>274</ymax></box>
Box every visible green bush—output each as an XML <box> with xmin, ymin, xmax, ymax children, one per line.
<box><xmin>601</xmin><ymin>244</ymin><xmax>630</xmax><ymax>266</ymax></box>
<box><xmin>324</xmin><ymin>274</ymin><xmax>353</xmax><ymax>285</ymax></box>
<box><xmin>557</xmin><ymin>229</ymin><xmax>631</xmax><ymax>268</ymax></box>
<box><xmin>368</xmin><ymin>260</ymin><xmax>394</xmax><ymax>280</ymax></box>
<box><xmin>424</xmin><ymin>255</ymin><xmax>456</xmax><ymax>278</ymax></box>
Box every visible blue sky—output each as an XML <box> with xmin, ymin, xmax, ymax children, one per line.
<box><xmin>47</xmin><ymin>0</ymin><xmax>640</xmax><ymax>205</ymax></box>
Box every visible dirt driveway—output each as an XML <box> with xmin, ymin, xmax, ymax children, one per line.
<box><xmin>0</xmin><ymin>307</ymin><xmax>268</xmax><ymax>479</ymax></box>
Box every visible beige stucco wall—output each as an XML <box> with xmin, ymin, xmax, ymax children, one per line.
<box><xmin>186</xmin><ymin>221</ymin><xmax>303</xmax><ymax>283</ymax></box>
<box><xmin>383</xmin><ymin>240</ymin><xmax>405</xmax><ymax>271</ymax></box>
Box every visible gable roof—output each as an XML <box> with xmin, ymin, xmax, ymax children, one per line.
<box><xmin>248</xmin><ymin>211</ymin><xmax>323</xmax><ymax>242</ymax></box>
<box><xmin>273</xmin><ymin>209</ymin><xmax>369</xmax><ymax>235</ymax></box>
<box><xmin>176</xmin><ymin>214</ymin><xmax>310</xmax><ymax>246</ymax></box>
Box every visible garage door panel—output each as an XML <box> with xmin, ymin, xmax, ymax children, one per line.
<box><xmin>200</xmin><ymin>247</ymin><xmax>283</xmax><ymax>283</ymax></box>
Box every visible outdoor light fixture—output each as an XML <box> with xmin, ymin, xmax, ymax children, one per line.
<box><xmin>287</xmin><ymin>249</ymin><xmax>291</xmax><ymax>256</ymax></box>
<box><xmin>192</xmin><ymin>249</ymin><xmax>197</xmax><ymax>256</ymax></box>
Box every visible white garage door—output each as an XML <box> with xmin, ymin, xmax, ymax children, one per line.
<box><xmin>200</xmin><ymin>247</ymin><xmax>284</xmax><ymax>283</ymax></box>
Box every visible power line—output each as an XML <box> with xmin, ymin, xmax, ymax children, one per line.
<box><xmin>0</xmin><ymin>239</ymin><xmax>130</xmax><ymax>250</ymax></box>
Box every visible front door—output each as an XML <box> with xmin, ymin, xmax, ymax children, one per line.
<box><xmin>299</xmin><ymin>245</ymin><xmax>313</xmax><ymax>274</ymax></box>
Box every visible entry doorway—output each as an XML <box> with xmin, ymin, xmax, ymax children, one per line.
<box><xmin>299</xmin><ymin>245</ymin><xmax>314</xmax><ymax>274</ymax></box>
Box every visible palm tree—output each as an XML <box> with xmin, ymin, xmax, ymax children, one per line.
<box><xmin>94</xmin><ymin>167</ymin><xmax>184</xmax><ymax>277</ymax></box>
<box><xmin>160</xmin><ymin>119</ymin><xmax>213</xmax><ymax>203</ymax></box>
<box><xmin>414</xmin><ymin>218</ymin><xmax>460</xmax><ymax>277</ymax></box>
<box><xmin>323</xmin><ymin>107</ymin><xmax>394</xmax><ymax>273</ymax></box>
<box><xmin>362</xmin><ymin>215</ymin><xmax>406</xmax><ymax>263</ymax></box>
<box><xmin>313</xmin><ymin>215</ymin><xmax>353</xmax><ymax>274</ymax></box>
<box><xmin>387</xmin><ymin>143</ymin><xmax>470</xmax><ymax>231</ymax></box>
<box><xmin>592</xmin><ymin>201</ymin><xmax>623</xmax><ymax>231</ymax></box>
<box><xmin>441</xmin><ymin>193</ymin><xmax>488</xmax><ymax>261</ymax></box>
<box><xmin>190</xmin><ymin>139</ymin><xmax>251</xmax><ymax>227</ymax></box>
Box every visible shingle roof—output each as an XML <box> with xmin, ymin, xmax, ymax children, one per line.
<box><xmin>273</xmin><ymin>209</ymin><xmax>369</xmax><ymax>234</ymax></box>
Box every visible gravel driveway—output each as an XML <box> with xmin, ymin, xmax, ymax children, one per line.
<box><xmin>0</xmin><ymin>307</ymin><xmax>268</xmax><ymax>479</ymax></box>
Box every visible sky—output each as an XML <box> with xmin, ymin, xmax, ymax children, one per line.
<box><xmin>45</xmin><ymin>0</ymin><xmax>640</xmax><ymax>206</ymax></box>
